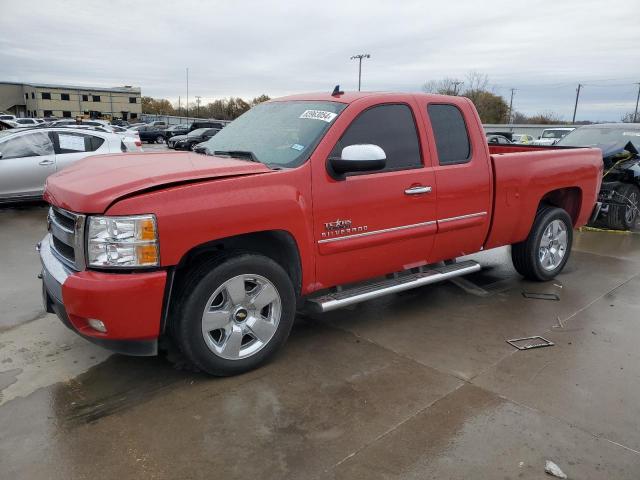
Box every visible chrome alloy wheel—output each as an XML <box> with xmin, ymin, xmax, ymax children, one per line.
<box><xmin>538</xmin><ymin>219</ymin><xmax>568</xmax><ymax>271</ymax></box>
<box><xmin>201</xmin><ymin>274</ymin><xmax>282</xmax><ymax>360</ymax></box>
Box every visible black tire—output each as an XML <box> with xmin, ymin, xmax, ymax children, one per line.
<box><xmin>607</xmin><ymin>184</ymin><xmax>639</xmax><ymax>230</ymax></box>
<box><xmin>511</xmin><ymin>205</ymin><xmax>573</xmax><ymax>281</ymax></box>
<box><xmin>172</xmin><ymin>253</ymin><xmax>296</xmax><ymax>376</ymax></box>
<box><xmin>155</xmin><ymin>135</ymin><xmax>165</xmax><ymax>144</ymax></box>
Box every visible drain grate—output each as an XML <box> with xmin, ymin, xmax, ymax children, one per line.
<box><xmin>522</xmin><ymin>292</ymin><xmax>560</xmax><ymax>301</ymax></box>
<box><xmin>507</xmin><ymin>336</ymin><xmax>554</xmax><ymax>350</ymax></box>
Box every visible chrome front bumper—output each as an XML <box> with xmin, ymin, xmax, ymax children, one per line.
<box><xmin>39</xmin><ymin>233</ymin><xmax>72</xmax><ymax>305</ymax></box>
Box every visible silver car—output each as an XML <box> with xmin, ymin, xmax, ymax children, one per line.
<box><xmin>0</xmin><ymin>127</ymin><xmax>127</xmax><ymax>203</ymax></box>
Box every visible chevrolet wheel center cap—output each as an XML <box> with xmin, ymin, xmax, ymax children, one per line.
<box><xmin>234</xmin><ymin>308</ymin><xmax>248</xmax><ymax>322</ymax></box>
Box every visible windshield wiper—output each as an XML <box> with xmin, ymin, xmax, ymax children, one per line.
<box><xmin>213</xmin><ymin>150</ymin><xmax>260</xmax><ymax>163</ymax></box>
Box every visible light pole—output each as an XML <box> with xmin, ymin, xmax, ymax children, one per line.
<box><xmin>572</xmin><ymin>84</ymin><xmax>582</xmax><ymax>124</ymax></box>
<box><xmin>350</xmin><ymin>54</ymin><xmax>370</xmax><ymax>91</ymax></box>
<box><xmin>186</xmin><ymin>68</ymin><xmax>189</xmax><ymax>119</ymax></box>
<box><xmin>508</xmin><ymin>88</ymin><xmax>516</xmax><ymax>124</ymax></box>
<box><xmin>633</xmin><ymin>82</ymin><xmax>640</xmax><ymax>123</ymax></box>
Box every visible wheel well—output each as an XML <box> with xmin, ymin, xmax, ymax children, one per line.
<box><xmin>540</xmin><ymin>187</ymin><xmax>582</xmax><ymax>226</ymax></box>
<box><xmin>173</xmin><ymin>230</ymin><xmax>302</xmax><ymax>296</ymax></box>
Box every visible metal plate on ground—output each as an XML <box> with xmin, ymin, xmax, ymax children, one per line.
<box><xmin>506</xmin><ymin>336</ymin><xmax>554</xmax><ymax>350</ymax></box>
<box><xmin>522</xmin><ymin>292</ymin><xmax>560</xmax><ymax>301</ymax></box>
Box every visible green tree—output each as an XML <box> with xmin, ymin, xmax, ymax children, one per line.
<box><xmin>463</xmin><ymin>90</ymin><xmax>509</xmax><ymax>123</ymax></box>
<box><xmin>142</xmin><ymin>97</ymin><xmax>175</xmax><ymax>115</ymax></box>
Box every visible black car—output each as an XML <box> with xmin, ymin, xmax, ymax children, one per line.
<box><xmin>132</xmin><ymin>124</ymin><xmax>167</xmax><ymax>144</ymax></box>
<box><xmin>172</xmin><ymin>128</ymin><xmax>219</xmax><ymax>150</ymax></box>
<box><xmin>164</xmin><ymin>124</ymin><xmax>192</xmax><ymax>140</ymax></box>
<box><xmin>190</xmin><ymin>120</ymin><xmax>227</xmax><ymax>131</ymax></box>
<box><xmin>487</xmin><ymin>134</ymin><xmax>512</xmax><ymax>144</ymax></box>
<box><xmin>557</xmin><ymin>123</ymin><xmax>640</xmax><ymax>230</ymax></box>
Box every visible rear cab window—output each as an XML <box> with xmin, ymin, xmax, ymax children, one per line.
<box><xmin>330</xmin><ymin>104</ymin><xmax>422</xmax><ymax>172</ymax></box>
<box><xmin>427</xmin><ymin>104</ymin><xmax>471</xmax><ymax>165</ymax></box>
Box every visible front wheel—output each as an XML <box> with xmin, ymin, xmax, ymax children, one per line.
<box><xmin>172</xmin><ymin>253</ymin><xmax>296</xmax><ymax>376</ymax></box>
<box><xmin>155</xmin><ymin>135</ymin><xmax>165</xmax><ymax>144</ymax></box>
<box><xmin>511</xmin><ymin>205</ymin><xmax>573</xmax><ymax>281</ymax></box>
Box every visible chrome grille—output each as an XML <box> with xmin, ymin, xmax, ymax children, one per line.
<box><xmin>48</xmin><ymin>207</ymin><xmax>86</xmax><ymax>271</ymax></box>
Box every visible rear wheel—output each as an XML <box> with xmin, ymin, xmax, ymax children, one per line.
<box><xmin>607</xmin><ymin>184</ymin><xmax>639</xmax><ymax>230</ymax></box>
<box><xmin>172</xmin><ymin>253</ymin><xmax>296</xmax><ymax>376</ymax></box>
<box><xmin>511</xmin><ymin>205</ymin><xmax>573</xmax><ymax>281</ymax></box>
<box><xmin>155</xmin><ymin>135</ymin><xmax>165</xmax><ymax>144</ymax></box>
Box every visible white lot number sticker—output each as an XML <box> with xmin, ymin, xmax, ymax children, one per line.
<box><xmin>58</xmin><ymin>134</ymin><xmax>86</xmax><ymax>151</ymax></box>
<box><xmin>299</xmin><ymin>110</ymin><xmax>337</xmax><ymax>123</ymax></box>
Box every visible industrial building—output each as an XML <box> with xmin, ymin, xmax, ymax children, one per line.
<box><xmin>0</xmin><ymin>81</ymin><xmax>142</xmax><ymax>121</ymax></box>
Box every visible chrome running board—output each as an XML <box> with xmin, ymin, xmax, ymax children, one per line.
<box><xmin>306</xmin><ymin>260</ymin><xmax>481</xmax><ymax>313</ymax></box>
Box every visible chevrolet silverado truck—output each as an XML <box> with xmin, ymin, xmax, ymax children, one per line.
<box><xmin>39</xmin><ymin>91</ymin><xmax>603</xmax><ymax>375</ymax></box>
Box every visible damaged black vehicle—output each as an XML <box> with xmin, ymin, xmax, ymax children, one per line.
<box><xmin>557</xmin><ymin>123</ymin><xmax>640</xmax><ymax>230</ymax></box>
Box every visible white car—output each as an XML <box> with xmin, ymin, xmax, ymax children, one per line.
<box><xmin>14</xmin><ymin>118</ymin><xmax>40</xmax><ymax>127</ymax></box>
<box><xmin>0</xmin><ymin>127</ymin><xmax>130</xmax><ymax>203</ymax></box>
<box><xmin>60</xmin><ymin>124</ymin><xmax>143</xmax><ymax>152</ymax></box>
<box><xmin>533</xmin><ymin>127</ymin><xmax>575</xmax><ymax>146</ymax></box>
<box><xmin>0</xmin><ymin>114</ymin><xmax>17</xmax><ymax>122</ymax></box>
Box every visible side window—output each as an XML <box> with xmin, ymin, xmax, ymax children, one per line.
<box><xmin>427</xmin><ymin>104</ymin><xmax>471</xmax><ymax>165</ymax></box>
<box><xmin>0</xmin><ymin>132</ymin><xmax>54</xmax><ymax>159</ymax></box>
<box><xmin>55</xmin><ymin>133</ymin><xmax>105</xmax><ymax>154</ymax></box>
<box><xmin>331</xmin><ymin>104</ymin><xmax>421</xmax><ymax>171</ymax></box>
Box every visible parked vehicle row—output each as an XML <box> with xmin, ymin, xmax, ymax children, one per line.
<box><xmin>0</xmin><ymin>126</ymin><xmax>134</xmax><ymax>203</ymax></box>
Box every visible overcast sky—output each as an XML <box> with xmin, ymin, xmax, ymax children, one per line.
<box><xmin>1</xmin><ymin>0</ymin><xmax>638</xmax><ymax>121</ymax></box>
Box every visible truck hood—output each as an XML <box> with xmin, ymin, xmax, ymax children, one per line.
<box><xmin>44</xmin><ymin>151</ymin><xmax>272</xmax><ymax>213</ymax></box>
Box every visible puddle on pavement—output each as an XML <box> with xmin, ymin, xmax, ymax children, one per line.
<box><xmin>51</xmin><ymin>353</ymin><xmax>202</xmax><ymax>426</ymax></box>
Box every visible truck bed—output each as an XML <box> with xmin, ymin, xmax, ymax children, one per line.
<box><xmin>484</xmin><ymin>145</ymin><xmax>603</xmax><ymax>249</ymax></box>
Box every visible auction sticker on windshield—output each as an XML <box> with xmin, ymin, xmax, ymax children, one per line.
<box><xmin>300</xmin><ymin>110</ymin><xmax>337</xmax><ymax>122</ymax></box>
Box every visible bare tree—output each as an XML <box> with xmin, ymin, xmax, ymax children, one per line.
<box><xmin>621</xmin><ymin>111</ymin><xmax>638</xmax><ymax>123</ymax></box>
<box><xmin>422</xmin><ymin>77</ymin><xmax>464</xmax><ymax>95</ymax></box>
<box><xmin>464</xmin><ymin>71</ymin><xmax>489</xmax><ymax>94</ymax></box>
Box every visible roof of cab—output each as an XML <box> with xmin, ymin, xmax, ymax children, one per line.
<box><xmin>271</xmin><ymin>90</ymin><xmax>466</xmax><ymax>105</ymax></box>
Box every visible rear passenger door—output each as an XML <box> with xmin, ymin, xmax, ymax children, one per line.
<box><xmin>420</xmin><ymin>101</ymin><xmax>492</xmax><ymax>260</ymax></box>
<box><xmin>52</xmin><ymin>131</ymin><xmax>108</xmax><ymax>171</ymax></box>
<box><xmin>311</xmin><ymin>99</ymin><xmax>438</xmax><ymax>288</ymax></box>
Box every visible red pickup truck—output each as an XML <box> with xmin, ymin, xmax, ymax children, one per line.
<box><xmin>40</xmin><ymin>91</ymin><xmax>603</xmax><ymax>375</ymax></box>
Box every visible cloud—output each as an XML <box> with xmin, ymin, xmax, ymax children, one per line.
<box><xmin>0</xmin><ymin>0</ymin><xmax>637</xmax><ymax>120</ymax></box>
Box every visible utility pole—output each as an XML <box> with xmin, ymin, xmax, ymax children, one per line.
<box><xmin>195</xmin><ymin>96</ymin><xmax>201</xmax><ymax>118</ymax></box>
<box><xmin>350</xmin><ymin>54</ymin><xmax>370</xmax><ymax>91</ymax></box>
<box><xmin>572</xmin><ymin>83</ymin><xmax>582</xmax><ymax>123</ymax></box>
<box><xmin>634</xmin><ymin>82</ymin><xmax>640</xmax><ymax>123</ymax></box>
<box><xmin>508</xmin><ymin>88</ymin><xmax>516</xmax><ymax>124</ymax></box>
<box><xmin>186</xmin><ymin>68</ymin><xmax>189</xmax><ymax>119</ymax></box>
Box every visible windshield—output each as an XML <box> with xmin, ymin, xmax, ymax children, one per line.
<box><xmin>542</xmin><ymin>129</ymin><xmax>571</xmax><ymax>139</ymax></box>
<box><xmin>202</xmin><ymin>101</ymin><xmax>346</xmax><ymax>168</ymax></box>
<box><xmin>557</xmin><ymin>126</ymin><xmax>640</xmax><ymax>150</ymax></box>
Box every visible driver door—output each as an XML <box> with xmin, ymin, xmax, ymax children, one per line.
<box><xmin>311</xmin><ymin>98</ymin><xmax>438</xmax><ymax>289</ymax></box>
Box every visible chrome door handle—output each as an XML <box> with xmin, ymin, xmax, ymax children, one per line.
<box><xmin>404</xmin><ymin>186</ymin><xmax>432</xmax><ymax>195</ymax></box>
<box><xmin>39</xmin><ymin>159</ymin><xmax>54</xmax><ymax>166</ymax></box>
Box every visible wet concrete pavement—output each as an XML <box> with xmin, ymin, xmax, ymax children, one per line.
<box><xmin>1</xmin><ymin>204</ymin><xmax>639</xmax><ymax>479</ymax></box>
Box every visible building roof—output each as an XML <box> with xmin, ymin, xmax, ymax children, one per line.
<box><xmin>0</xmin><ymin>81</ymin><xmax>141</xmax><ymax>94</ymax></box>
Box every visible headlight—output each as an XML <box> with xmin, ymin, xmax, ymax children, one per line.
<box><xmin>87</xmin><ymin>215</ymin><xmax>159</xmax><ymax>268</ymax></box>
